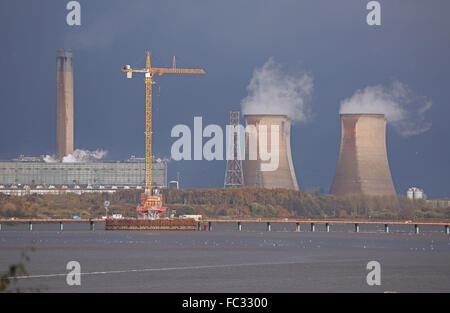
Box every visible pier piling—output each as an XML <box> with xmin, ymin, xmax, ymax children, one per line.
<box><xmin>1</xmin><ymin>218</ymin><xmax>450</xmax><ymax>234</ymax></box>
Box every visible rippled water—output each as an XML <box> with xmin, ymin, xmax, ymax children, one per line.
<box><xmin>1</xmin><ymin>223</ymin><xmax>449</xmax><ymax>292</ymax></box>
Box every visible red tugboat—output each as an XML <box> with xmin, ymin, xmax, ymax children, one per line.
<box><xmin>137</xmin><ymin>188</ymin><xmax>167</xmax><ymax>219</ymax></box>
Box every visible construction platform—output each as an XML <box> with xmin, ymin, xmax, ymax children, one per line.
<box><xmin>105</xmin><ymin>218</ymin><xmax>197</xmax><ymax>231</ymax></box>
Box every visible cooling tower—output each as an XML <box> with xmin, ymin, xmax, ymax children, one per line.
<box><xmin>330</xmin><ymin>114</ymin><xmax>396</xmax><ymax>196</ymax></box>
<box><xmin>56</xmin><ymin>50</ymin><xmax>74</xmax><ymax>160</ymax></box>
<box><xmin>243</xmin><ymin>114</ymin><xmax>299</xmax><ymax>190</ymax></box>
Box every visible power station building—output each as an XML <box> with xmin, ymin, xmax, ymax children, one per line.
<box><xmin>1</xmin><ymin>50</ymin><xmax>171</xmax><ymax>195</ymax></box>
<box><xmin>330</xmin><ymin>113</ymin><xmax>396</xmax><ymax>196</ymax></box>
<box><xmin>0</xmin><ymin>157</ymin><xmax>167</xmax><ymax>189</ymax></box>
<box><xmin>242</xmin><ymin>114</ymin><xmax>299</xmax><ymax>190</ymax></box>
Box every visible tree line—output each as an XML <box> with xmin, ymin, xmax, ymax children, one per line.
<box><xmin>0</xmin><ymin>188</ymin><xmax>448</xmax><ymax>220</ymax></box>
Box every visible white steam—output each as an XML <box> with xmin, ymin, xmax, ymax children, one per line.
<box><xmin>241</xmin><ymin>58</ymin><xmax>313</xmax><ymax>123</ymax></box>
<box><xmin>63</xmin><ymin>149</ymin><xmax>108</xmax><ymax>162</ymax></box>
<box><xmin>43</xmin><ymin>155</ymin><xmax>58</xmax><ymax>163</ymax></box>
<box><xmin>340</xmin><ymin>81</ymin><xmax>432</xmax><ymax>137</ymax></box>
<box><xmin>44</xmin><ymin>149</ymin><xmax>108</xmax><ymax>163</ymax></box>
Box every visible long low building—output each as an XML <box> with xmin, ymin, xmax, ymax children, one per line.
<box><xmin>0</xmin><ymin>185</ymin><xmax>140</xmax><ymax>196</ymax></box>
<box><xmin>0</xmin><ymin>157</ymin><xmax>167</xmax><ymax>188</ymax></box>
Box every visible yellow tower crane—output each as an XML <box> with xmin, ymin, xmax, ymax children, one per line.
<box><xmin>122</xmin><ymin>52</ymin><xmax>205</xmax><ymax>218</ymax></box>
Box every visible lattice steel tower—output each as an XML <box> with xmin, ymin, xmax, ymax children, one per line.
<box><xmin>224</xmin><ymin>111</ymin><xmax>244</xmax><ymax>188</ymax></box>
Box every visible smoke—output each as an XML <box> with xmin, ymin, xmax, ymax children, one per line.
<box><xmin>241</xmin><ymin>58</ymin><xmax>314</xmax><ymax>123</ymax></box>
<box><xmin>44</xmin><ymin>149</ymin><xmax>108</xmax><ymax>163</ymax></box>
<box><xmin>339</xmin><ymin>81</ymin><xmax>432</xmax><ymax>137</ymax></box>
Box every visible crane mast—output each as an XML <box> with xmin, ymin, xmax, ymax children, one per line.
<box><xmin>122</xmin><ymin>52</ymin><xmax>205</xmax><ymax>218</ymax></box>
<box><xmin>145</xmin><ymin>71</ymin><xmax>153</xmax><ymax>195</ymax></box>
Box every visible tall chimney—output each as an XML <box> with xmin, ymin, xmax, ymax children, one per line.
<box><xmin>243</xmin><ymin>114</ymin><xmax>299</xmax><ymax>190</ymax></box>
<box><xmin>56</xmin><ymin>50</ymin><xmax>74</xmax><ymax>160</ymax></box>
<box><xmin>330</xmin><ymin>113</ymin><xmax>396</xmax><ymax>196</ymax></box>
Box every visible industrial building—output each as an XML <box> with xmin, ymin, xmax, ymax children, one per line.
<box><xmin>330</xmin><ymin>113</ymin><xmax>396</xmax><ymax>196</ymax></box>
<box><xmin>407</xmin><ymin>187</ymin><xmax>426</xmax><ymax>200</ymax></box>
<box><xmin>428</xmin><ymin>199</ymin><xmax>450</xmax><ymax>209</ymax></box>
<box><xmin>0</xmin><ymin>156</ymin><xmax>167</xmax><ymax>193</ymax></box>
<box><xmin>243</xmin><ymin>114</ymin><xmax>299</xmax><ymax>190</ymax></box>
<box><xmin>0</xmin><ymin>50</ymin><xmax>167</xmax><ymax>196</ymax></box>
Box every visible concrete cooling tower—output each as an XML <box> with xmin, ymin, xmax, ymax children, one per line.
<box><xmin>243</xmin><ymin>114</ymin><xmax>299</xmax><ymax>190</ymax></box>
<box><xmin>56</xmin><ymin>50</ymin><xmax>74</xmax><ymax>160</ymax></box>
<box><xmin>330</xmin><ymin>113</ymin><xmax>396</xmax><ymax>196</ymax></box>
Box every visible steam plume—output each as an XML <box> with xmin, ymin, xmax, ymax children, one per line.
<box><xmin>241</xmin><ymin>58</ymin><xmax>313</xmax><ymax>123</ymax></box>
<box><xmin>43</xmin><ymin>155</ymin><xmax>58</xmax><ymax>163</ymax></box>
<box><xmin>44</xmin><ymin>149</ymin><xmax>108</xmax><ymax>163</ymax></box>
<box><xmin>340</xmin><ymin>81</ymin><xmax>432</xmax><ymax>137</ymax></box>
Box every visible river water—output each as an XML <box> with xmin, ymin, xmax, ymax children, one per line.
<box><xmin>0</xmin><ymin>222</ymin><xmax>449</xmax><ymax>292</ymax></box>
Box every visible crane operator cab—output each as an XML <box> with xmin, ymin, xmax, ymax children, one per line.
<box><xmin>123</xmin><ymin>65</ymin><xmax>132</xmax><ymax>78</ymax></box>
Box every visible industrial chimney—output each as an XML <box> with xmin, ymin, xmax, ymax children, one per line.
<box><xmin>330</xmin><ymin>113</ymin><xmax>396</xmax><ymax>196</ymax></box>
<box><xmin>56</xmin><ymin>50</ymin><xmax>74</xmax><ymax>160</ymax></box>
<box><xmin>243</xmin><ymin>114</ymin><xmax>299</xmax><ymax>190</ymax></box>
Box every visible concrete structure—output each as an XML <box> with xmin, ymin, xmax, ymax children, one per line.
<box><xmin>0</xmin><ymin>186</ymin><xmax>125</xmax><ymax>196</ymax></box>
<box><xmin>180</xmin><ymin>215</ymin><xmax>203</xmax><ymax>221</ymax></box>
<box><xmin>330</xmin><ymin>114</ymin><xmax>396</xmax><ymax>196</ymax></box>
<box><xmin>2</xmin><ymin>218</ymin><xmax>450</xmax><ymax>234</ymax></box>
<box><xmin>407</xmin><ymin>187</ymin><xmax>426</xmax><ymax>200</ymax></box>
<box><xmin>242</xmin><ymin>114</ymin><xmax>299</xmax><ymax>190</ymax></box>
<box><xmin>428</xmin><ymin>199</ymin><xmax>450</xmax><ymax>209</ymax></box>
<box><xmin>0</xmin><ymin>157</ymin><xmax>167</xmax><ymax>190</ymax></box>
<box><xmin>168</xmin><ymin>181</ymin><xmax>179</xmax><ymax>189</ymax></box>
<box><xmin>56</xmin><ymin>50</ymin><xmax>74</xmax><ymax>159</ymax></box>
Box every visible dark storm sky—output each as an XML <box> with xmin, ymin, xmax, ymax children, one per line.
<box><xmin>0</xmin><ymin>0</ymin><xmax>449</xmax><ymax>198</ymax></box>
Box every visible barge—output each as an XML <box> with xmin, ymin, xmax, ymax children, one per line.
<box><xmin>105</xmin><ymin>218</ymin><xmax>197</xmax><ymax>231</ymax></box>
